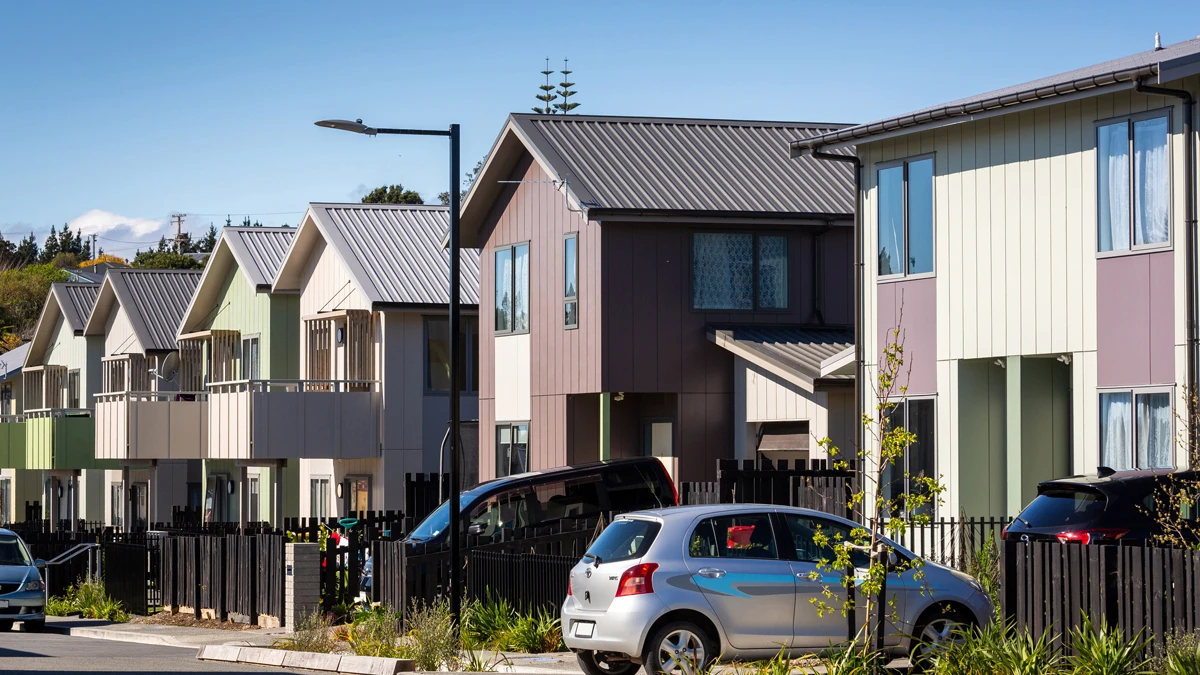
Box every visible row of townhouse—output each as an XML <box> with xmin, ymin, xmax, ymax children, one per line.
<box><xmin>4</xmin><ymin>36</ymin><xmax>1195</xmax><ymax>527</ymax></box>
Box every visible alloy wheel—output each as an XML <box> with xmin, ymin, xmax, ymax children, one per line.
<box><xmin>656</xmin><ymin>628</ymin><xmax>706</xmax><ymax>675</ymax></box>
<box><xmin>915</xmin><ymin>617</ymin><xmax>963</xmax><ymax>659</ymax></box>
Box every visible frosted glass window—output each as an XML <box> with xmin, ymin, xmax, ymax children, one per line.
<box><xmin>757</xmin><ymin>235</ymin><xmax>787</xmax><ymax>309</ymax></box>
<box><xmin>693</xmin><ymin>233</ymin><xmax>753</xmax><ymax>309</ymax></box>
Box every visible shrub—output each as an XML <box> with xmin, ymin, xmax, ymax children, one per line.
<box><xmin>45</xmin><ymin>576</ymin><xmax>130</xmax><ymax>622</ymax></box>
<box><xmin>406</xmin><ymin>598</ymin><xmax>460</xmax><ymax>670</ymax></box>
<box><xmin>965</xmin><ymin>534</ymin><xmax>1001</xmax><ymax>613</ymax></box>
<box><xmin>273</xmin><ymin>610</ymin><xmax>335</xmax><ymax>653</ymax></box>
<box><xmin>804</xmin><ymin>644</ymin><xmax>885</xmax><ymax>675</ymax></box>
<box><xmin>1157</xmin><ymin>630</ymin><xmax>1200</xmax><ymax>675</ymax></box>
<box><xmin>1065</xmin><ymin>615</ymin><xmax>1151</xmax><ymax>675</ymax></box>
<box><xmin>503</xmin><ymin>608</ymin><xmax>563</xmax><ymax>654</ymax></box>
<box><xmin>462</xmin><ymin>596</ymin><xmax>516</xmax><ymax>650</ymax></box>
<box><xmin>348</xmin><ymin>605</ymin><xmax>406</xmax><ymax>658</ymax></box>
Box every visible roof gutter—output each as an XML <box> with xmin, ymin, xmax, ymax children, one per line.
<box><xmin>791</xmin><ymin>63</ymin><xmax>1161</xmax><ymax>157</ymax></box>
<box><xmin>1136</xmin><ymin>78</ymin><xmax>1197</xmax><ymax>449</ymax></box>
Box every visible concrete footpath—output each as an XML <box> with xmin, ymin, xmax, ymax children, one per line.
<box><xmin>43</xmin><ymin>616</ymin><xmax>290</xmax><ymax>649</ymax></box>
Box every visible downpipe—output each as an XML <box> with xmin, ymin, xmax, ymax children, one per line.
<box><xmin>1137</xmin><ymin>79</ymin><xmax>1197</xmax><ymax>447</ymax></box>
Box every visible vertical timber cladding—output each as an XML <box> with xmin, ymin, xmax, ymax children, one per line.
<box><xmin>210</xmin><ymin>330</ymin><xmax>241</xmax><ymax>384</ymax></box>
<box><xmin>178</xmin><ymin>337</ymin><xmax>206</xmax><ymax>392</ymax></box>
<box><xmin>305</xmin><ymin>315</ymin><xmax>333</xmax><ymax>391</ymax></box>
<box><xmin>345</xmin><ymin>310</ymin><xmax>375</xmax><ymax>392</ymax></box>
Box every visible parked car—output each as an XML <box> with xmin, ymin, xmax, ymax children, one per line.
<box><xmin>405</xmin><ymin>458</ymin><xmax>678</xmax><ymax>545</ymax></box>
<box><xmin>1002</xmin><ymin>468</ymin><xmax>1200</xmax><ymax>545</ymax></box>
<box><xmin>562</xmin><ymin>505</ymin><xmax>992</xmax><ymax>674</ymax></box>
<box><xmin>0</xmin><ymin>528</ymin><xmax>46</xmax><ymax>632</ymax></box>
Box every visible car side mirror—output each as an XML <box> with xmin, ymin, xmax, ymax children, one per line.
<box><xmin>34</xmin><ymin>559</ymin><xmax>46</xmax><ymax>570</ymax></box>
<box><xmin>887</xmin><ymin>551</ymin><xmax>899</xmax><ymax>567</ymax></box>
<box><xmin>467</xmin><ymin>523</ymin><xmax>485</xmax><ymax>536</ymax></box>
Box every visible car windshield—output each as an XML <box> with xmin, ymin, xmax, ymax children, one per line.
<box><xmin>0</xmin><ymin>534</ymin><xmax>32</xmax><ymax>566</ymax></box>
<box><xmin>584</xmin><ymin>518</ymin><xmax>661</xmax><ymax>564</ymax></box>
<box><xmin>406</xmin><ymin>492</ymin><xmax>484</xmax><ymax>542</ymax></box>
<box><xmin>1019</xmin><ymin>487</ymin><xmax>1107</xmax><ymax>526</ymax></box>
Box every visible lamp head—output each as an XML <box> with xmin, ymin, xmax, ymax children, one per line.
<box><xmin>315</xmin><ymin>118</ymin><xmax>377</xmax><ymax>136</ymax></box>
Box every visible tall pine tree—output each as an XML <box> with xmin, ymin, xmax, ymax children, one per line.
<box><xmin>554</xmin><ymin>59</ymin><xmax>580</xmax><ymax>114</ymax></box>
<box><xmin>533</xmin><ymin>58</ymin><xmax>558</xmax><ymax>114</ymax></box>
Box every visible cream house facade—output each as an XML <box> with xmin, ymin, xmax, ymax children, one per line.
<box><xmin>792</xmin><ymin>38</ymin><xmax>1200</xmax><ymax>518</ymax></box>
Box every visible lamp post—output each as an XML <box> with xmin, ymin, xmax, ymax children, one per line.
<box><xmin>316</xmin><ymin>118</ymin><xmax>464</xmax><ymax>625</ymax></box>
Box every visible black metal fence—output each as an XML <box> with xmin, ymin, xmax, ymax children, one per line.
<box><xmin>680</xmin><ymin>459</ymin><xmax>858</xmax><ymax>519</ymax></box>
<box><xmin>881</xmin><ymin>515</ymin><xmax>1010</xmax><ymax>570</ymax></box>
<box><xmin>467</xmin><ymin>550</ymin><xmax>576</xmax><ymax>614</ymax></box>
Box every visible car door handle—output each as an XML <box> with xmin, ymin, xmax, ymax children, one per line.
<box><xmin>697</xmin><ymin>568</ymin><xmax>726</xmax><ymax>579</ymax></box>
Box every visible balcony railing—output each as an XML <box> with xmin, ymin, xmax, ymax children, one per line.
<box><xmin>94</xmin><ymin>390</ymin><xmax>209</xmax><ymax>461</ymax></box>
<box><xmin>23</xmin><ymin>408</ymin><xmax>93</xmax><ymax>418</ymax></box>
<box><xmin>207</xmin><ymin>379</ymin><xmax>380</xmax><ymax>461</ymax></box>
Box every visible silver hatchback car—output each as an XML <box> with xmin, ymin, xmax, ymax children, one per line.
<box><xmin>562</xmin><ymin>505</ymin><xmax>992</xmax><ymax>674</ymax></box>
<box><xmin>0</xmin><ymin>528</ymin><xmax>46</xmax><ymax>632</ymax></box>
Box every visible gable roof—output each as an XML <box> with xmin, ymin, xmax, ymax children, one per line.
<box><xmin>0</xmin><ymin>342</ymin><xmax>31</xmax><ymax>382</ymax></box>
<box><xmin>273</xmin><ymin>203</ymin><xmax>480</xmax><ymax>308</ymax></box>
<box><xmin>460</xmin><ymin>114</ymin><xmax>856</xmax><ymax>246</ymax></box>
<box><xmin>83</xmin><ymin>269</ymin><xmax>202</xmax><ymax>352</ymax></box>
<box><xmin>708</xmin><ymin>325</ymin><xmax>854</xmax><ymax>392</ymax></box>
<box><xmin>25</xmin><ymin>283</ymin><xmax>100</xmax><ymax>366</ymax></box>
<box><xmin>178</xmin><ymin>227</ymin><xmax>296</xmax><ymax>336</ymax></box>
<box><xmin>793</xmin><ymin>37</ymin><xmax>1200</xmax><ymax>156</ymax></box>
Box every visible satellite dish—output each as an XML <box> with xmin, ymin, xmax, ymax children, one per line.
<box><xmin>151</xmin><ymin>352</ymin><xmax>181</xmax><ymax>383</ymax></box>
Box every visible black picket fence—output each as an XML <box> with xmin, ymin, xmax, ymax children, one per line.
<box><xmin>1002</xmin><ymin>540</ymin><xmax>1200</xmax><ymax>655</ymax></box>
<box><xmin>101</xmin><ymin>538</ymin><xmax>161</xmax><ymax>616</ymax></box>
<box><xmin>680</xmin><ymin>458</ymin><xmax>858</xmax><ymax>519</ymax></box>
<box><xmin>879</xmin><ymin>515</ymin><xmax>1011</xmax><ymax>570</ymax></box>
<box><xmin>160</xmin><ymin>533</ymin><xmax>284</xmax><ymax>625</ymax></box>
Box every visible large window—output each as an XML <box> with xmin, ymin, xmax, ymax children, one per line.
<box><xmin>1098</xmin><ymin>113</ymin><xmax>1170</xmax><ymax>253</ymax></box>
<box><xmin>241</xmin><ymin>336</ymin><xmax>260</xmax><ymax>380</ymax></box>
<box><xmin>495</xmin><ymin>243</ymin><xmax>530</xmax><ymax>335</ymax></box>
<box><xmin>425</xmin><ymin>316</ymin><xmax>479</xmax><ymax>393</ymax></box>
<box><xmin>310</xmin><ymin>477</ymin><xmax>330</xmax><ymax>519</ymax></box>
<box><xmin>877</xmin><ymin>156</ymin><xmax>934</xmax><ymax>277</ymax></box>
<box><xmin>496</xmin><ymin>422</ymin><xmax>529</xmax><ymax>477</ymax></box>
<box><xmin>1099</xmin><ymin>388</ymin><xmax>1172</xmax><ymax>470</ymax></box>
<box><xmin>881</xmin><ymin>398</ymin><xmax>936</xmax><ymax>517</ymax></box>
<box><xmin>692</xmin><ymin>233</ymin><xmax>788</xmax><ymax>310</ymax></box>
<box><xmin>564</xmin><ymin>233</ymin><xmax>578</xmax><ymax>328</ymax></box>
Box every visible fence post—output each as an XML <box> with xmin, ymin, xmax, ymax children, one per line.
<box><xmin>1001</xmin><ymin>539</ymin><xmax>1017</xmax><ymax>621</ymax></box>
<box><xmin>285</xmin><ymin>542</ymin><xmax>319</xmax><ymax>632</ymax></box>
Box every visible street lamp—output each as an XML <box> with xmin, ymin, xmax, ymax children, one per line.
<box><xmin>317</xmin><ymin>117</ymin><xmax>464</xmax><ymax>625</ymax></box>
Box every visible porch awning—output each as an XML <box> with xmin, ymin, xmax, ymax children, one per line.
<box><xmin>757</xmin><ymin>421</ymin><xmax>810</xmax><ymax>452</ymax></box>
<box><xmin>708</xmin><ymin>325</ymin><xmax>854</xmax><ymax>392</ymax></box>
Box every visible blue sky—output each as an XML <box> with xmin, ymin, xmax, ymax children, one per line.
<box><xmin>2</xmin><ymin>1</ymin><xmax>1198</xmax><ymax>257</ymax></box>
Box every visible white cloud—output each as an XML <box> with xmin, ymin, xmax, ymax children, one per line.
<box><xmin>68</xmin><ymin>209</ymin><xmax>165</xmax><ymax>237</ymax></box>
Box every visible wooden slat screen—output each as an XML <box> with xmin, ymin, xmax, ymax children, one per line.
<box><xmin>211</xmin><ymin>330</ymin><xmax>240</xmax><ymax>383</ymax></box>
<box><xmin>305</xmin><ymin>317</ymin><xmax>332</xmax><ymax>391</ymax></box>
<box><xmin>345</xmin><ymin>310</ymin><xmax>375</xmax><ymax>392</ymax></box>
<box><xmin>179</xmin><ymin>338</ymin><xmax>206</xmax><ymax>391</ymax></box>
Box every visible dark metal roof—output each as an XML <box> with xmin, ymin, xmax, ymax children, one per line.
<box><xmin>709</xmin><ymin>325</ymin><xmax>854</xmax><ymax>386</ymax></box>
<box><xmin>87</xmin><ymin>270</ymin><xmax>202</xmax><ymax>352</ymax></box>
<box><xmin>509</xmin><ymin>114</ymin><xmax>856</xmax><ymax>216</ymax></box>
<box><xmin>306</xmin><ymin>204</ymin><xmax>480</xmax><ymax>306</ymax></box>
<box><xmin>54</xmin><ymin>283</ymin><xmax>100</xmax><ymax>332</ymax></box>
<box><xmin>792</xmin><ymin>37</ymin><xmax>1200</xmax><ymax>156</ymax></box>
<box><xmin>224</xmin><ymin>226</ymin><xmax>296</xmax><ymax>289</ymax></box>
<box><xmin>0</xmin><ymin>342</ymin><xmax>30</xmax><ymax>382</ymax></box>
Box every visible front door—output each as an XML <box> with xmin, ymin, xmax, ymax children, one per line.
<box><xmin>684</xmin><ymin>512</ymin><xmax>795</xmax><ymax>651</ymax></box>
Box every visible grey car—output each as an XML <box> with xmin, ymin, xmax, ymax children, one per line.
<box><xmin>0</xmin><ymin>528</ymin><xmax>46</xmax><ymax>632</ymax></box>
<box><xmin>562</xmin><ymin>505</ymin><xmax>992</xmax><ymax>674</ymax></box>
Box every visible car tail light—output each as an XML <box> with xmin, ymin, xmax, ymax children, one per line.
<box><xmin>615</xmin><ymin>563</ymin><xmax>658</xmax><ymax>597</ymax></box>
<box><xmin>1000</xmin><ymin>525</ymin><xmax>1010</xmax><ymax>541</ymax></box>
<box><xmin>567</xmin><ymin>578</ymin><xmax>572</xmax><ymax>596</ymax></box>
<box><xmin>1055</xmin><ymin>528</ymin><xmax>1129</xmax><ymax>545</ymax></box>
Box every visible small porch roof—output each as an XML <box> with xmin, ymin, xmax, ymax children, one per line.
<box><xmin>708</xmin><ymin>325</ymin><xmax>854</xmax><ymax>392</ymax></box>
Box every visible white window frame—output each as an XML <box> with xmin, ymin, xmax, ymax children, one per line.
<box><xmin>876</xmin><ymin>154</ymin><xmax>936</xmax><ymax>281</ymax></box>
<box><xmin>310</xmin><ymin>476</ymin><xmax>331</xmax><ymax>519</ymax></box>
<box><xmin>1095</xmin><ymin>108</ymin><xmax>1173</xmax><ymax>257</ymax></box>
<box><xmin>241</xmin><ymin>334</ymin><xmax>261</xmax><ymax>380</ymax></box>
<box><xmin>1098</xmin><ymin>385</ymin><xmax>1175</xmax><ymax>470</ymax></box>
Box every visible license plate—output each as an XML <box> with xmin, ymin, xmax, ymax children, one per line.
<box><xmin>574</xmin><ymin>621</ymin><xmax>595</xmax><ymax>638</ymax></box>
<box><xmin>0</xmin><ymin>600</ymin><xmax>8</xmax><ymax>609</ymax></box>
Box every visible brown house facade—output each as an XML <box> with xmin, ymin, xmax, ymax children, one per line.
<box><xmin>461</xmin><ymin>114</ymin><xmax>856</xmax><ymax>483</ymax></box>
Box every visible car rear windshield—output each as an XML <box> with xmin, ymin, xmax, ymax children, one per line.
<box><xmin>1019</xmin><ymin>487</ymin><xmax>1108</xmax><ymax>526</ymax></box>
<box><xmin>0</xmin><ymin>534</ymin><xmax>32</xmax><ymax>566</ymax></box>
<box><xmin>584</xmin><ymin>519</ymin><xmax>661</xmax><ymax>564</ymax></box>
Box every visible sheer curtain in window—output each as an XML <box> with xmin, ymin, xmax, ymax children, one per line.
<box><xmin>1134</xmin><ymin>117</ymin><xmax>1169</xmax><ymax>246</ymax></box>
<box><xmin>1098</xmin><ymin>122</ymin><xmax>1131</xmax><ymax>252</ymax></box>
<box><xmin>1099</xmin><ymin>392</ymin><xmax>1132</xmax><ymax>470</ymax></box>
<box><xmin>693</xmin><ymin>233</ymin><xmax>753</xmax><ymax>309</ymax></box>
<box><xmin>1136</xmin><ymin>392</ymin><xmax>1172</xmax><ymax>469</ymax></box>
<box><xmin>494</xmin><ymin>249</ymin><xmax>512</xmax><ymax>332</ymax></box>
<box><xmin>514</xmin><ymin>244</ymin><xmax>530</xmax><ymax>332</ymax></box>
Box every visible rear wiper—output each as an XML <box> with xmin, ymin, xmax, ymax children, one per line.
<box><xmin>1013</xmin><ymin>515</ymin><xmax>1033</xmax><ymax>528</ymax></box>
<box><xmin>583</xmin><ymin>553</ymin><xmax>603</xmax><ymax>567</ymax></box>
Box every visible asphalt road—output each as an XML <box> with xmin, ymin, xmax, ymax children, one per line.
<box><xmin>0</xmin><ymin>632</ymin><xmax>302</xmax><ymax>674</ymax></box>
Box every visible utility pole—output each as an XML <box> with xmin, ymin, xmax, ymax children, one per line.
<box><xmin>171</xmin><ymin>213</ymin><xmax>188</xmax><ymax>253</ymax></box>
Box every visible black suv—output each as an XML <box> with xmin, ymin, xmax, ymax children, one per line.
<box><xmin>1003</xmin><ymin>468</ymin><xmax>1200</xmax><ymax>545</ymax></box>
<box><xmin>404</xmin><ymin>457</ymin><xmax>678</xmax><ymax>544</ymax></box>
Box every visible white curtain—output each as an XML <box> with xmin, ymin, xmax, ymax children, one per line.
<box><xmin>1098</xmin><ymin>122</ymin><xmax>1130</xmax><ymax>252</ymax></box>
<box><xmin>514</xmin><ymin>244</ymin><xmax>529</xmax><ymax>332</ymax></box>
<box><xmin>1134</xmin><ymin>117</ymin><xmax>1170</xmax><ymax>246</ymax></box>
<box><xmin>1136</xmin><ymin>392</ymin><xmax>1172</xmax><ymax>469</ymax></box>
<box><xmin>1099</xmin><ymin>392</ymin><xmax>1132</xmax><ymax>471</ymax></box>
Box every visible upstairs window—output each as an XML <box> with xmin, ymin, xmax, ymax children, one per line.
<box><xmin>495</xmin><ymin>243</ymin><xmax>530</xmax><ymax>335</ymax></box>
<box><xmin>1098</xmin><ymin>114</ymin><xmax>1170</xmax><ymax>252</ymax></box>
<box><xmin>425</xmin><ymin>316</ymin><xmax>479</xmax><ymax>393</ymax></box>
<box><xmin>877</xmin><ymin>156</ymin><xmax>934</xmax><ymax>277</ymax></box>
<box><xmin>240</xmin><ymin>336</ymin><xmax>260</xmax><ymax>380</ymax></box>
<box><xmin>692</xmin><ymin>233</ymin><xmax>788</xmax><ymax>310</ymax></box>
<box><xmin>564</xmin><ymin>233</ymin><xmax>578</xmax><ymax>328</ymax></box>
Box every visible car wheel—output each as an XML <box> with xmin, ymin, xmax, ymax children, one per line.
<box><xmin>642</xmin><ymin>621</ymin><xmax>715</xmax><ymax>675</ymax></box>
<box><xmin>576</xmin><ymin>650</ymin><xmax>639</xmax><ymax>675</ymax></box>
<box><xmin>23</xmin><ymin>619</ymin><xmax>45</xmax><ymax>633</ymax></box>
<box><xmin>0</xmin><ymin>620</ymin><xmax>12</xmax><ymax>632</ymax></box>
<box><xmin>910</xmin><ymin>605</ymin><xmax>973</xmax><ymax>669</ymax></box>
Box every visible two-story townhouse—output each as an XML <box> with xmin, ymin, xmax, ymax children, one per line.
<box><xmin>460</xmin><ymin>114</ymin><xmax>857</xmax><ymax>484</ymax></box>
<box><xmin>13</xmin><ymin>283</ymin><xmax>113</xmax><ymax>528</ymax></box>
<box><xmin>87</xmin><ymin>269</ymin><xmax>203</xmax><ymax>529</ymax></box>
<box><xmin>176</xmin><ymin>226</ymin><xmax>299</xmax><ymax>526</ymax></box>
<box><xmin>270</xmin><ymin>203</ymin><xmax>480</xmax><ymax>518</ymax></box>
<box><xmin>0</xmin><ymin>341</ymin><xmax>33</xmax><ymax>524</ymax></box>
<box><xmin>792</xmin><ymin>37</ymin><xmax>1200</xmax><ymax>518</ymax></box>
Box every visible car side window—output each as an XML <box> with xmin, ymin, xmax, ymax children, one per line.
<box><xmin>688</xmin><ymin>513</ymin><xmax>778</xmax><ymax>560</ymax></box>
<box><xmin>784</xmin><ymin>514</ymin><xmax>870</xmax><ymax>568</ymax></box>
<box><xmin>468</xmin><ymin>489</ymin><xmax>532</xmax><ymax>537</ymax></box>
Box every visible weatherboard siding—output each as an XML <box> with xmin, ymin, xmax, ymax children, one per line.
<box><xmin>205</xmin><ymin>261</ymin><xmax>300</xmax><ymax>380</ymax></box>
<box><xmin>39</xmin><ymin>314</ymin><xmax>103</xmax><ymax>405</ymax></box>
<box><xmin>103</xmin><ymin>303</ymin><xmax>141</xmax><ymax>357</ymax></box>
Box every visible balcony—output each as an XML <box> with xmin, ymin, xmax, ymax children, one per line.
<box><xmin>0</xmin><ymin>414</ymin><xmax>25</xmax><ymax>469</ymax></box>
<box><xmin>95</xmin><ymin>390</ymin><xmax>209</xmax><ymax>461</ymax></box>
<box><xmin>206</xmin><ymin>379</ymin><xmax>380</xmax><ymax>460</ymax></box>
<box><xmin>22</xmin><ymin>409</ymin><xmax>114</xmax><ymax>471</ymax></box>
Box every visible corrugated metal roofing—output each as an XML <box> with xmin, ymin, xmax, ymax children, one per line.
<box><xmin>55</xmin><ymin>283</ymin><xmax>100</xmax><ymax>332</ymax></box>
<box><xmin>106</xmin><ymin>270</ymin><xmax>202</xmax><ymax>351</ymax></box>
<box><xmin>308</xmin><ymin>203</ymin><xmax>481</xmax><ymax>306</ymax></box>
<box><xmin>794</xmin><ymin>37</ymin><xmax>1200</xmax><ymax>154</ymax></box>
<box><xmin>0</xmin><ymin>342</ymin><xmax>31</xmax><ymax>382</ymax></box>
<box><xmin>709</xmin><ymin>325</ymin><xmax>854</xmax><ymax>384</ymax></box>
<box><xmin>224</xmin><ymin>226</ymin><xmax>296</xmax><ymax>288</ymax></box>
<box><xmin>510</xmin><ymin>114</ymin><xmax>855</xmax><ymax>216</ymax></box>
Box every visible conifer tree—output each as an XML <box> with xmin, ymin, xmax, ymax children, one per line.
<box><xmin>533</xmin><ymin>58</ymin><xmax>558</xmax><ymax>114</ymax></box>
<box><xmin>554</xmin><ymin>58</ymin><xmax>580</xmax><ymax>114</ymax></box>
